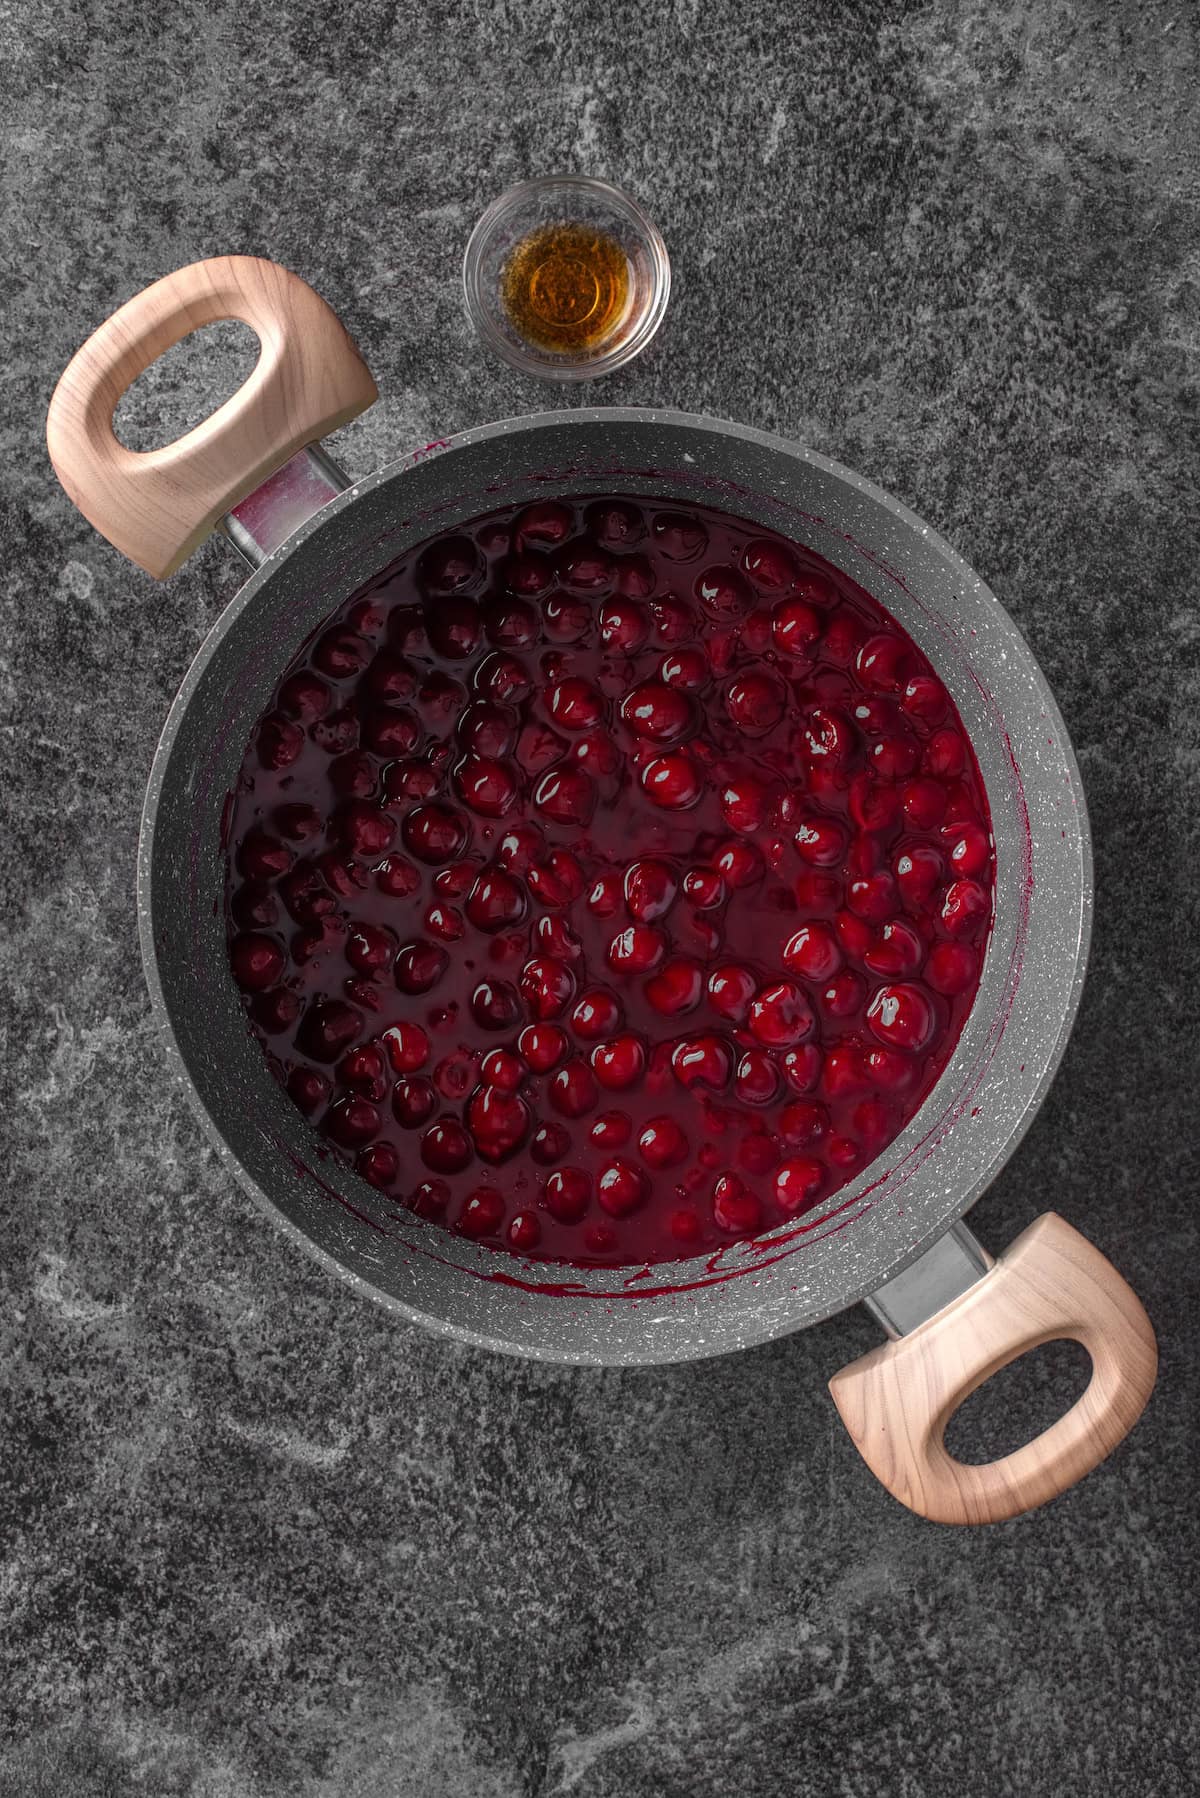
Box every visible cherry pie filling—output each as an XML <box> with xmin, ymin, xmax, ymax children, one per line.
<box><xmin>224</xmin><ymin>496</ymin><xmax>995</xmax><ymax>1265</ymax></box>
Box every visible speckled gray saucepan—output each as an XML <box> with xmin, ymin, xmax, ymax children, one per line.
<box><xmin>46</xmin><ymin>256</ymin><xmax>1157</xmax><ymax>1525</ymax></box>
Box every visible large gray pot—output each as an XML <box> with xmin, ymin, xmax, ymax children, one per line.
<box><xmin>47</xmin><ymin>256</ymin><xmax>1156</xmax><ymax>1524</ymax></box>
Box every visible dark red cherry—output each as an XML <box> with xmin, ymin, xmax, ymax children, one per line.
<box><xmin>725</xmin><ymin>670</ymin><xmax>785</xmax><ymax>736</ymax></box>
<box><xmin>480</xmin><ymin>1047</ymin><xmax>523</xmax><ymax>1091</ymax></box>
<box><xmin>716</xmin><ymin>841</ymin><xmax>763</xmax><ymax>889</ymax></box>
<box><xmin>230</xmin><ymin>933</ymin><xmax>284</xmax><ymax>992</ymax></box>
<box><xmin>392</xmin><ymin>1076</ymin><xmax>437</xmax><ymax>1129</ymax></box>
<box><xmin>470</xmin><ymin>979</ymin><xmax>522</xmax><ymax>1030</ymax></box>
<box><xmin>287</xmin><ymin>1067</ymin><xmax>329</xmax><ymax>1115</ymax></box>
<box><xmin>474</xmin><ymin>650</ymin><xmax>534</xmax><ymax>705</ymax></box>
<box><xmin>660</xmin><ymin>648</ymin><xmax>709</xmax><ymax>691</ymax></box>
<box><xmin>256</xmin><ymin>713</ymin><xmax>303</xmax><ymax>770</ymax></box>
<box><xmin>895</xmin><ymin>844</ymin><xmax>943</xmax><ymax>908</ymax></box>
<box><xmin>365</xmin><ymin>707</ymin><xmax>421</xmax><ymax>757</ymax></box>
<box><xmin>514</xmin><ymin>500</ymin><xmax>574</xmax><ymax>548</ymax></box>
<box><xmin>653</xmin><ymin>512</ymin><xmax>709</xmax><ymax>561</ymax></box>
<box><xmin>864</xmin><ymin>919</ymin><xmax>924</xmax><ymax>977</ymax></box>
<box><xmin>458</xmin><ymin>1187</ymin><xmax>507</xmax><ymax>1237</ymax></box>
<box><xmin>420</xmin><ymin>1118</ymin><xmax>473</xmax><ymax>1173</ymax></box>
<box><xmin>783</xmin><ymin>923</ymin><xmax>842</xmax><ymax>982</ymax></box>
<box><xmin>483</xmin><ymin>596</ymin><xmax>541</xmax><ymax>651</ymax></box>
<box><xmin>466</xmin><ymin>1085</ymin><xmax>531</xmax><ymax>1163</ymax></box>
<box><xmin>849</xmin><ymin>774</ymin><xmax>901</xmax><ymax>833</ymax></box>
<box><xmin>297</xmin><ymin>1000</ymin><xmax>363</xmax><ymax>1062</ymax></box>
<box><xmin>638</xmin><ymin>1116</ymin><xmax>688</xmax><ymax>1169</ymax></box>
<box><xmin>585</xmin><ymin>499</ymin><xmax>645</xmax><ymax>547</ymax></box>
<box><xmin>644</xmin><ymin>957</ymin><xmax>704</xmax><ymax>1016</ymax></box>
<box><xmin>650</xmin><ymin>594</ymin><xmax>696</xmax><ymax>641</ymax></box>
<box><xmin>621</xmin><ymin>682</ymin><xmax>693</xmax><ymax>744</ymax></box>
<box><xmin>942</xmin><ymin>822</ymin><xmax>991</xmax><ymax>878</ymax></box>
<box><xmin>417</xmin><ymin>534</ymin><xmax>483</xmax><ymax>596</ymax></box>
<box><xmin>866</xmin><ymin>982</ymin><xmax>936</xmax><ymax>1051</ymax></box>
<box><xmin>641</xmin><ymin>754</ymin><xmax>702</xmax><ymax>810</ymax></box>
<box><xmin>527</xmin><ymin>849</ymin><xmax>586</xmax><ymax>907</ymax></box>
<box><xmin>782</xmin><ymin>1044</ymin><xmax>822</xmax><ymax>1093</ymax></box>
<box><xmin>313</xmin><ymin>627</ymin><xmax>370</xmax><ymax>680</ymax></box>
<box><xmin>374</xmin><ymin>855</ymin><xmax>421</xmax><ymax>898</ymax></box>
<box><xmin>310</xmin><ymin>707</ymin><xmax>359</xmax><ymax>756</ymax></box>
<box><xmin>856</xmin><ymin>633</ymin><xmax>910</xmax><ymax>692</ymax></box>
<box><xmin>279</xmin><ymin>669</ymin><xmax>332</xmax><ymax>719</ymax></box>
<box><xmin>466</xmin><ymin>867</ymin><xmax>528</xmax><ymax>933</ymax></box>
<box><xmin>735</xmin><ymin>1049</ymin><xmax>780</xmax><ymax>1106</ymax></box>
<box><xmin>549</xmin><ymin>1059</ymin><xmax>597</xmax><ymax>1118</ymax></box>
<box><xmin>346</xmin><ymin>922</ymin><xmax>397</xmax><ymax>976</ymax></box>
<box><xmin>926</xmin><ymin>941</ymin><xmax>979</xmax><ymax>994</ymax></box>
<box><xmin>683</xmin><ymin>867</ymin><xmax>725</xmax><ymax>910</ymax></box>
<box><xmin>598</xmin><ymin>599</ymin><xmax>649</xmax><ymax>652</ymax></box>
<box><xmin>507</xmin><ymin>1211</ymin><xmax>541</xmax><ymax>1251</ymax></box>
<box><xmin>902</xmin><ymin>673</ymin><xmax>949</xmax><ymax>726</ymax></box>
<box><xmin>549</xmin><ymin>677</ymin><xmax>605</xmax><ymax>730</ymax></box>
<box><xmin>707</xmin><ymin>963</ymin><xmax>757</xmax><ymax>1022</ymax></box>
<box><xmin>772</xmin><ymin>599</ymin><xmax>821</xmax><ymax>658</ymax></box>
<box><xmin>556</xmin><ymin>539</ymin><xmax>616</xmax><ymax>593</ymax></box>
<box><xmin>607</xmin><ymin>925</ymin><xmax>666</xmax><ymax>977</ymax></box>
<box><xmin>780</xmin><ymin>1100</ymin><xmax>828</xmax><ymax>1146</ymax></box>
<box><xmin>237</xmin><ymin>829</ymin><xmax>293</xmax><ymax>882</ymax></box>
<box><xmin>403</xmin><ymin>804</ymin><xmax>468</xmax><ymax>864</ymax></box>
<box><xmin>382</xmin><ymin>1021</ymin><xmax>430</xmax><ymax>1072</ymax></box>
<box><xmin>793</xmin><ymin>817</ymin><xmax>847</xmax><ymax>867</ymax></box>
<box><xmin>531</xmin><ymin>1123</ymin><xmax>571</xmax><ymax>1167</ymax></box>
<box><xmin>520</xmin><ymin>956</ymin><xmax>575</xmax><ymax>1020</ymax></box>
<box><xmin>774</xmin><ymin>1158</ymin><xmax>823</xmax><ymax>1216</ymax></box>
<box><xmin>590</xmin><ymin>1035</ymin><xmax>646</xmax><ymax>1090</ymax></box>
<box><xmin>671</xmin><ymin>1035</ymin><xmax>732</xmax><ymax>1091</ymax></box>
<box><xmin>941</xmin><ymin>878</ymin><xmax>990</xmax><ymax>937</ymax></box>
<box><xmin>693</xmin><ymin>564</ymin><xmax>752</xmax><ymax>620</ymax></box>
<box><xmin>324</xmin><ymin>1095</ymin><xmax>381</xmax><ymax>1148</ymax></box>
<box><xmin>597</xmin><ymin>1158</ymin><xmax>647</xmax><ymax>1217</ymax></box>
<box><xmin>458</xmin><ymin>699</ymin><xmax>519</xmax><ymax>759</ymax></box>
<box><xmin>747</xmin><ymin>980</ymin><xmax>815</xmax><ymax>1048</ymax></box>
<box><xmin>799</xmin><ymin>705</ymin><xmax>856</xmax><ymax>768</ymax></box>
<box><xmin>541</xmin><ymin>592</ymin><xmax>592</xmax><ymax>643</ymax></box>
<box><xmin>544</xmin><ymin>1167</ymin><xmax>591</xmax><ymax>1222</ymax></box>
<box><xmin>408</xmin><ymin>1179</ymin><xmax>450</xmax><ymax>1218</ymax></box>
<box><xmin>720</xmin><ymin>774</ymin><xmax>769</xmax><ymax>835</ymax></box>
<box><xmin>847</xmin><ymin>872</ymin><xmax>898</xmax><ymax>922</ymax></box>
<box><xmin>712</xmin><ymin>1172</ymin><xmax>762</xmax><ymax>1234</ymax></box>
<box><xmin>232</xmin><ymin>883</ymin><xmax>280</xmax><ymax>929</ymax></box>
<box><xmin>571</xmin><ymin>988</ymin><xmax>623</xmax><ymax>1041</ymax></box>
<box><xmin>424</xmin><ymin>903</ymin><xmax>465</xmax><ymax>943</ymax></box>
<box><xmin>517</xmin><ymin>1023</ymin><xmax>567</xmax><ymax>1074</ymax></box>
<box><xmin>454</xmin><ymin>756</ymin><xmax>519</xmax><ymax>819</ymax></box>
<box><xmin>533</xmin><ymin>765</ymin><xmax>596</xmax><ymax>826</ymax></box>
<box><xmin>742</xmin><ymin>538</ymin><xmax>799</xmax><ymax>591</ymax></box>
<box><xmin>394</xmin><ymin>940</ymin><xmax>449</xmax><ymax>994</ymax></box>
<box><xmin>623</xmin><ymin>859</ymin><xmax>677</xmax><ymax>922</ymax></box>
<box><xmin>499</xmin><ymin>549</ymin><xmax>554</xmax><ymax>599</ymax></box>
<box><xmin>924</xmin><ymin>727</ymin><xmax>966</xmax><ymax>779</ymax></box>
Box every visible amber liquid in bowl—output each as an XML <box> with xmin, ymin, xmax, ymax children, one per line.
<box><xmin>499</xmin><ymin>224</ymin><xmax>631</xmax><ymax>354</ymax></box>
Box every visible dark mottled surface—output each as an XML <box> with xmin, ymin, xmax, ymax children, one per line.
<box><xmin>2</xmin><ymin>2</ymin><xmax>1198</xmax><ymax>1793</ymax></box>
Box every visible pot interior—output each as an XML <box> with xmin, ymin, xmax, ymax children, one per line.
<box><xmin>140</xmin><ymin>411</ymin><xmax>1090</xmax><ymax>1364</ymax></box>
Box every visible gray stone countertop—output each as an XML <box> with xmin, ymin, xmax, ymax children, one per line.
<box><xmin>1</xmin><ymin>2</ymin><xmax>1197</xmax><ymax>1793</ymax></box>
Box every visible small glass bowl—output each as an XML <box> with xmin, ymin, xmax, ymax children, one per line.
<box><xmin>463</xmin><ymin>175</ymin><xmax>671</xmax><ymax>382</ymax></box>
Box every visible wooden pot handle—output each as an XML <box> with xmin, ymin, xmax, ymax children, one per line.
<box><xmin>829</xmin><ymin>1213</ymin><xmax>1157</xmax><ymax>1525</ymax></box>
<box><xmin>46</xmin><ymin>255</ymin><xmax>378</xmax><ymax>579</ymax></box>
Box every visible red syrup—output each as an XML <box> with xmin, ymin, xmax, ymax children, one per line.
<box><xmin>224</xmin><ymin>496</ymin><xmax>995</xmax><ymax>1266</ymax></box>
